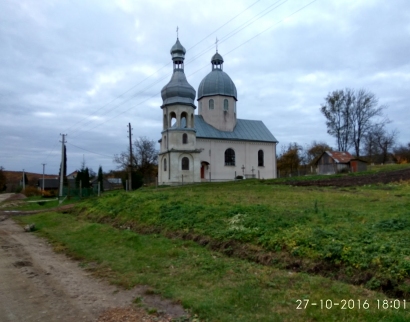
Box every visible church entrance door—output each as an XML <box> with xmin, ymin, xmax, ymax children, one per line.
<box><xmin>200</xmin><ymin>165</ymin><xmax>205</xmax><ymax>179</ymax></box>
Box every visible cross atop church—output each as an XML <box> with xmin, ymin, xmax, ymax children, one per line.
<box><xmin>215</xmin><ymin>37</ymin><xmax>219</xmax><ymax>52</ymax></box>
<box><xmin>176</xmin><ymin>26</ymin><xmax>179</xmax><ymax>39</ymax></box>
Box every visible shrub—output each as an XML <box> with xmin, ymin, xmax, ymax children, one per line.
<box><xmin>42</xmin><ymin>189</ymin><xmax>57</xmax><ymax>198</ymax></box>
<box><xmin>22</xmin><ymin>186</ymin><xmax>41</xmax><ymax>197</ymax></box>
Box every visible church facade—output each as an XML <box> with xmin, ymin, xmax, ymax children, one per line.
<box><xmin>158</xmin><ymin>38</ymin><xmax>278</xmax><ymax>184</ymax></box>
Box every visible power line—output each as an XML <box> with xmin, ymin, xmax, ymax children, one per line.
<box><xmin>64</xmin><ymin>2</ymin><xmax>261</xmax><ymax>137</ymax></box>
<box><xmin>66</xmin><ymin>142</ymin><xmax>113</xmax><ymax>158</ymax></box>
<box><xmin>71</xmin><ymin>0</ymin><xmax>318</xmax><ymax>136</ymax></box>
<box><xmin>71</xmin><ymin>0</ymin><xmax>288</xmax><ymax>137</ymax></box>
<box><xmin>44</xmin><ymin>0</ymin><xmax>318</xmax><ymax>156</ymax></box>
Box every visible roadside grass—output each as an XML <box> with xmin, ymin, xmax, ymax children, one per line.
<box><xmin>75</xmin><ymin>179</ymin><xmax>410</xmax><ymax>297</ymax></box>
<box><xmin>15</xmin><ymin>212</ymin><xmax>410</xmax><ymax>322</ymax></box>
<box><xmin>0</xmin><ymin>196</ymin><xmax>79</xmax><ymax>211</ymax></box>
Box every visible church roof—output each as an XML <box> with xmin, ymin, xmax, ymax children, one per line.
<box><xmin>197</xmin><ymin>70</ymin><xmax>237</xmax><ymax>100</ymax></box>
<box><xmin>197</xmin><ymin>51</ymin><xmax>237</xmax><ymax>100</ymax></box>
<box><xmin>195</xmin><ymin>115</ymin><xmax>278</xmax><ymax>143</ymax></box>
<box><xmin>161</xmin><ymin>38</ymin><xmax>196</xmax><ymax>107</ymax></box>
<box><xmin>161</xmin><ymin>70</ymin><xmax>196</xmax><ymax>106</ymax></box>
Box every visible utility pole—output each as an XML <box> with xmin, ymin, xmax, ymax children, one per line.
<box><xmin>22</xmin><ymin>169</ymin><xmax>25</xmax><ymax>191</ymax></box>
<box><xmin>127</xmin><ymin>123</ymin><xmax>133</xmax><ymax>191</ymax></box>
<box><xmin>42</xmin><ymin>163</ymin><xmax>46</xmax><ymax>195</ymax></box>
<box><xmin>59</xmin><ymin>134</ymin><xmax>67</xmax><ymax>199</ymax></box>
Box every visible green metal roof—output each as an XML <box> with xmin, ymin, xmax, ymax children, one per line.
<box><xmin>194</xmin><ymin>115</ymin><xmax>278</xmax><ymax>143</ymax></box>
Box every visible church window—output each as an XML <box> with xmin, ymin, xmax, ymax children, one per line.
<box><xmin>181</xmin><ymin>112</ymin><xmax>187</xmax><ymax>128</ymax></box>
<box><xmin>182</xmin><ymin>133</ymin><xmax>188</xmax><ymax>144</ymax></box>
<box><xmin>164</xmin><ymin>158</ymin><xmax>167</xmax><ymax>171</ymax></box>
<box><xmin>182</xmin><ymin>157</ymin><xmax>189</xmax><ymax>170</ymax></box>
<box><xmin>164</xmin><ymin>135</ymin><xmax>167</xmax><ymax>149</ymax></box>
<box><xmin>209</xmin><ymin>99</ymin><xmax>214</xmax><ymax>110</ymax></box>
<box><xmin>225</xmin><ymin>148</ymin><xmax>235</xmax><ymax>166</ymax></box>
<box><xmin>191</xmin><ymin>114</ymin><xmax>194</xmax><ymax>127</ymax></box>
<box><xmin>258</xmin><ymin>150</ymin><xmax>264</xmax><ymax>166</ymax></box>
<box><xmin>170</xmin><ymin>112</ymin><xmax>177</xmax><ymax>127</ymax></box>
<box><xmin>224</xmin><ymin>99</ymin><xmax>228</xmax><ymax>111</ymax></box>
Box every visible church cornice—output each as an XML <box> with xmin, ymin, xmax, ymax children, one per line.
<box><xmin>161</xmin><ymin>128</ymin><xmax>196</xmax><ymax>135</ymax></box>
<box><xmin>159</xmin><ymin>148</ymin><xmax>202</xmax><ymax>156</ymax></box>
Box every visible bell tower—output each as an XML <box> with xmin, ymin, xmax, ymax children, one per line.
<box><xmin>158</xmin><ymin>38</ymin><xmax>201</xmax><ymax>184</ymax></box>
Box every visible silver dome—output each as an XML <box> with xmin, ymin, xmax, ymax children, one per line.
<box><xmin>161</xmin><ymin>39</ymin><xmax>196</xmax><ymax>107</ymax></box>
<box><xmin>197</xmin><ymin>69</ymin><xmax>237</xmax><ymax>100</ymax></box>
<box><xmin>161</xmin><ymin>70</ymin><xmax>196</xmax><ymax>106</ymax></box>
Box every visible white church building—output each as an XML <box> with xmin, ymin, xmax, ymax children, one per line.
<box><xmin>158</xmin><ymin>38</ymin><xmax>278</xmax><ymax>184</ymax></box>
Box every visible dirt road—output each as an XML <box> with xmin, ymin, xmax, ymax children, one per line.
<box><xmin>0</xmin><ymin>217</ymin><xmax>187</xmax><ymax>322</ymax></box>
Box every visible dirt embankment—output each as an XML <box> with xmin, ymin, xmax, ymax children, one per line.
<box><xmin>275</xmin><ymin>168</ymin><xmax>410</xmax><ymax>187</ymax></box>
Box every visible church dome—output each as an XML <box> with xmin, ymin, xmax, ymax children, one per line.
<box><xmin>161</xmin><ymin>39</ymin><xmax>196</xmax><ymax>107</ymax></box>
<box><xmin>161</xmin><ymin>70</ymin><xmax>196</xmax><ymax>106</ymax></box>
<box><xmin>197</xmin><ymin>52</ymin><xmax>237</xmax><ymax>100</ymax></box>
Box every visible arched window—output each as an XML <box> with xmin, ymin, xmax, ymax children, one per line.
<box><xmin>182</xmin><ymin>157</ymin><xmax>189</xmax><ymax>170</ymax></box>
<box><xmin>181</xmin><ymin>112</ymin><xmax>187</xmax><ymax>128</ymax></box>
<box><xmin>182</xmin><ymin>133</ymin><xmax>188</xmax><ymax>144</ymax></box>
<box><xmin>209</xmin><ymin>99</ymin><xmax>214</xmax><ymax>110</ymax></box>
<box><xmin>191</xmin><ymin>113</ymin><xmax>194</xmax><ymax>128</ymax></box>
<box><xmin>170</xmin><ymin>112</ymin><xmax>177</xmax><ymax>127</ymax></box>
<box><xmin>258</xmin><ymin>150</ymin><xmax>264</xmax><ymax>166</ymax></box>
<box><xmin>225</xmin><ymin>148</ymin><xmax>235</xmax><ymax>166</ymax></box>
<box><xmin>164</xmin><ymin>135</ymin><xmax>167</xmax><ymax>149</ymax></box>
<box><xmin>224</xmin><ymin>99</ymin><xmax>228</xmax><ymax>111</ymax></box>
<box><xmin>164</xmin><ymin>158</ymin><xmax>167</xmax><ymax>171</ymax></box>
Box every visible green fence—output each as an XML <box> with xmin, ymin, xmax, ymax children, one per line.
<box><xmin>62</xmin><ymin>186</ymin><xmax>98</xmax><ymax>200</ymax></box>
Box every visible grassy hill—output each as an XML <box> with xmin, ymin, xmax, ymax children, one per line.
<box><xmin>14</xmin><ymin>165</ymin><xmax>410</xmax><ymax>321</ymax></box>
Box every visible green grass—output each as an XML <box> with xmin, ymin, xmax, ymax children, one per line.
<box><xmin>75</xmin><ymin>178</ymin><xmax>410</xmax><ymax>297</ymax></box>
<box><xmin>272</xmin><ymin>163</ymin><xmax>410</xmax><ymax>184</ymax></box>
<box><xmin>15</xmin><ymin>212</ymin><xmax>410</xmax><ymax>321</ymax></box>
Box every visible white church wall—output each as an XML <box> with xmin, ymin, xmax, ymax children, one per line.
<box><xmin>158</xmin><ymin>152</ymin><xmax>201</xmax><ymax>184</ymax></box>
<box><xmin>197</xmin><ymin>139</ymin><xmax>277</xmax><ymax>180</ymax></box>
<box><xmin>198</xmin><ymin>96</ymin><xmax>237</xmax><ymax>132</ymax></box>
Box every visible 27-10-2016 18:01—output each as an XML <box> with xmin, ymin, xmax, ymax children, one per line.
<box><xmin>296</xmin><ymin>299</ymin><xmax>406</xmax><ymax>310</ymax></box>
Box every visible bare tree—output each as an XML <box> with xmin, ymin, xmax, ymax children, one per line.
<box><xmin>321</xmin><ymin>88</ymin><xmax>388</xmax><ymax>156</ymax></box>
<box><xmin>277</xmin><ymin>143</ymin><xmax>302</xmax><ymax>176</ymax></box>
<box><xmin>350</xmin><ymin>89</ymin><xmax>387</xmax><ymax>157</ymax></box>
<box><xmin>365</xmin><ymin>126</ymin><xmax>398</xmax><ymax>163</ymax></box>
<box><xmin>113</xmin><ymin>136</ymin><xmax>158</xmax><ymax>181</ymax></box>
<box><xmin>394</xmin><ymin>142</ymin><xmax>410</xmax><ymax>164</ymax></box>
<box><xmin>320</xmin><ymin>89</ymin><xmax>353</xmax><ymax>151</ymax></box>
<box><xmin>304</xmin><ymin>141</ymin><xmax>333</xmax><ymax>165</ymax></box>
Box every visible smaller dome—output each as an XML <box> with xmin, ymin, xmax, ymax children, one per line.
<box><xmin>198</xmin><ymin>52</ymin><xmax>237</xmax><ymax>100</ymax></box>
<box><xmin>211</xmin><ymin>52</ymin><xmax>224</xmax><ymax>64</ymax></box>
<box><xmin>170</xmin><ymin>38</ymin><xmax>186</xmax><ymax>56</ymax></box>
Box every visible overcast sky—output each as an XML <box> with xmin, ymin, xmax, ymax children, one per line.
<box><xmin>1</xmin><ymin>0</ymin><xmax>409</xmax><ymax>175</ymax></box>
